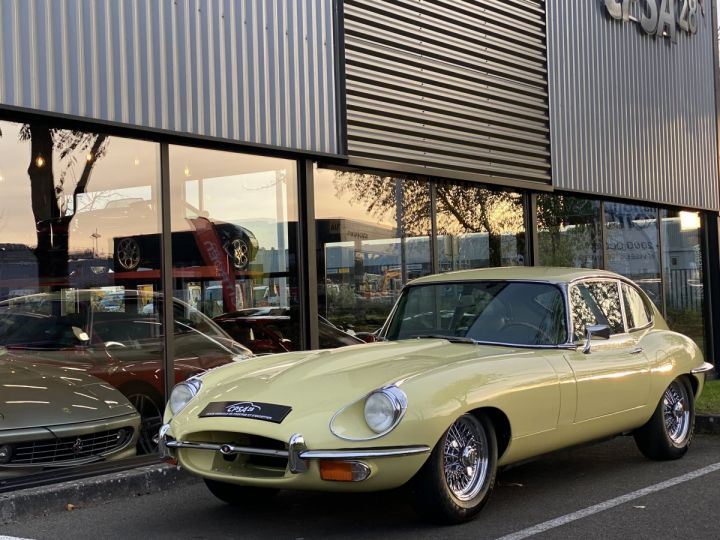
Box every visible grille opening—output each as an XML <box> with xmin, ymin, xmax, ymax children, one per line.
<box><xmin>9</xmin><ymin>428</ymin><xmax>134</xmax><ymax>465</ymax></box>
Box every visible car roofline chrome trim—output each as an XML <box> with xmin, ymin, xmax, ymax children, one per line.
<box><xmin>691</xmin><ymin>362</ymin><xmax>715</xmax><ymax>374</ymax></box>
<box><xmin>163</xmin><ymin>433</ymin><xmax>430</xmax><ymax>474</ymax></box>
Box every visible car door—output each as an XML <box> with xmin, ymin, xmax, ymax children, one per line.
<box><xmin>564</xmin><ymin>279</ymin><xmax>651</xmax><ymax>423</ymax></box>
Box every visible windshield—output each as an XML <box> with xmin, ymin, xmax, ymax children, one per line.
<box><xmin>384</xmin><ymin>281</ymin><xmax>567</xmax><ymax>346</ymax></box>
<box><xmin>0</xmin><ymin>290</ymin><xmax>241</xmax><ymax>354</ymax></box>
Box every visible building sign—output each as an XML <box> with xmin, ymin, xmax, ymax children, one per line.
<box><xmin>604</xmin><ymin>0</ymin><xmax>705</xmax><ymax>42</ymax></box>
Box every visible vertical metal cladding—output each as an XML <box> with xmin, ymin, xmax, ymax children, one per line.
<box><xmin>344</xmin><ymin>0</ymin><xmax>551</xmax><ymax>188</ymax></box>
<box><xmin>0</xmin><ymin>0</ymin><xmax>339</xmax><ymax>156</ymax></box>
<box><xmin>547</xmin><ymin>1</ymin><xmax>718</xmax><ymax>211</ymax></box>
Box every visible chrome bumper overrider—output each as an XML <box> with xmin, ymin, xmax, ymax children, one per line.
<box><xmin>158</xmin><ymin>426</ymin><xmax>430</xmax><ymax>474</ymax></box>
<box><xmin>691</xmin><ymin>362</ymin><xmax>715</xmax><ymax>374</ymax></box>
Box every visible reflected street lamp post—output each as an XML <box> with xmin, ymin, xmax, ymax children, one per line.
<box><xmin>91</xmin><ymin>228</ymin><xmax>101</xmax><ymax>258</ymax></box>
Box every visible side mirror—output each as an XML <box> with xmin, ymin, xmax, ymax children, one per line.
<box><xmin>582</xmin><ymin>324</ymin><xmax>610</xmax><ymax>354</ymax></box>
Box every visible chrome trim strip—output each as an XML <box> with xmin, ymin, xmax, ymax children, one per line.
<box><xmin>165</xmin><ymin>440</ymin><xmax>289</xmax><ymax>459</ymax></box>
<box><xmin>162</xmin><ymin>437</ymin><xmax>430</xmax><ymax>464</ymax></box>
<box><xmin>691</xmin><ymin>362</ymin><xmax>715</xmax><ymax>374</ymax></box>
<box><xmin>301</xmin><ymin>446</ymin><xmax>430</xmax><ymax>459</ymax></box>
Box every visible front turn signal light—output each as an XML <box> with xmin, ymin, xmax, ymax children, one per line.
<box><xmin>319</xmin><ymin>460</ymin><xmax>371</xmax><ymax>482</ymax></box>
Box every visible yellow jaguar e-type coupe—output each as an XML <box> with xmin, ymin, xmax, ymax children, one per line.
<box><xmin>158</xmin><ymin>268</ymin><xmax>713</xmax><ymax>523</ymax></box>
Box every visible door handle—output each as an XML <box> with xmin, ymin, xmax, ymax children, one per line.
<box><xmin>630</xmin><ymin>347</ymin><xmax>643</xmax><ymax>355</ymax></box>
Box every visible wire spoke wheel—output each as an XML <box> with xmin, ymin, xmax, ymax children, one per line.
<box><xmin>413</xmin><ymin>412</ymin><xmax>497</xmax><ymax>523</ymax></box>
<box><xmin>633</xmin><ymin>377</ymin><xmax>695</xmax><ymax>461</ymax></box>
<box><xmin>662</xmin><ymin>380</ymin><xmax>691</xmax><ymax>445</ymax></box>
<box><xmin>443</xmin><ymin>416</ymin><xmax>489</xmax><ymax>501</ymax></box>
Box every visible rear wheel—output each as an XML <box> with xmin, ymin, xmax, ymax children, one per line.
<box><xmin>413</xmin><ymin>413</ymin><xmax>497</xmax><ymax>524</ymax></box>
<box><xmin>634</xmin><ymin>377</ymin><xmax>695</xmax><ymax>460</ymax></box>
<box><xmin>204</xmin><ymin>478</ymin><xmax>278</xmax><ymax>506</ymax></box>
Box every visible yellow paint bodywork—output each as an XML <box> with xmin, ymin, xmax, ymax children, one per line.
<box><xmin>163</xmin><ymin>268</ymin><xmax>708</xmax><ymax>492</ymax></box>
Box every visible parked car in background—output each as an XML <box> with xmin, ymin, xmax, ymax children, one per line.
<box><xmin>213</xmin><ymin>308</ymin><xmax>364</xmax><ymax>354</ymax></box>
<box><xmin>0</xmin><ymin>357</ymin><xmax>140</xmax><ymax>479</ymax></box>
<box><xmin>160</xmin><ymin>267</ymin><xmax>713</xmax><ymax>524</ymax></box>
<box><xmin>0</xmin><ymin>290</ymin><xmax>252</xmax><ymax>453</ymax></box>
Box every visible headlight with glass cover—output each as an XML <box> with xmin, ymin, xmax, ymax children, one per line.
<box><xmin>364</xmin><ymin>386</ymin><xmax>407</xmax><ymax>435</ymax></box>
<box><xmin>168</xmin><ymin>378</ymin><xmax>202</xmax><ymax>416</ymax></box>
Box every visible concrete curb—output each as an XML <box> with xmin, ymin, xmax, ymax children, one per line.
<box><xmin>696</xmin><ymin>414</ymin><xmax>720</xmax><ymax>435</ymax></box>
<box><xmin>0</xmin><ymin>463</ymin><xmax>199</xmax><ymax>525</ymax></box>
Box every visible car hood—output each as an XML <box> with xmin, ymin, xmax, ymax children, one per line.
<box><xmin>0</xmin><ymin>351</ymin><xmax>137</xmax><ymax>429</ymax></box>
<box><xmin>193</xmin><ymin>339</ymin><xmax>527</xmax><ymax>408</ymax></box>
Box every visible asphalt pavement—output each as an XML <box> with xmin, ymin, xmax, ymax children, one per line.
<box><xmin>1</xmin><ymin>434</ymin><xmax>718</xmax><ymax>540</ymax></box>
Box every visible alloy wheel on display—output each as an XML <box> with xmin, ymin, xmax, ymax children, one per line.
<box><xmin>116</xmin><ymin>238</ymin><xmax>141</xmax><ymax>271</ymax></box>
<box><xmin>225</xmin><ymin>238</ymin><xmax>249</xmax><ymax>269</ymax></box>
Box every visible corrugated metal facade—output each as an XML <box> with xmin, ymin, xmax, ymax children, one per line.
<box><xmin>0</xmin><ymin>0</ymin><xmax>339</xmax><ymax>155</ymax></box>
<box><xmin>548</xmin><ymin>1</ymin><xmax>719</xmax><ymax>211</ymax></box>
<box><xmin>344</xmin><ymin>0</ymin><xmax>550</xmax><ymax>189</ymax></box>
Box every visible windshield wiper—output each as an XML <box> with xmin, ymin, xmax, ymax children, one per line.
<box><xmin>413</xmin><ymin>334</ymin><xmax>478</xmax><ymax>344</ymax></box>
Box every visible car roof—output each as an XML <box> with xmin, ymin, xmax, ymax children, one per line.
<box><xmin>408</xmin><ymin>267</ymin><xmax>623</xmax><ymax>286</ymax></box>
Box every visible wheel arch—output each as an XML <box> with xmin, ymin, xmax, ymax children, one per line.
<box><xmin>118</xmin><ymin>379</ymin><xmax>164</xmax><ymax>407</ymax></box>
<box><xmin>468</xmin><ymin>406</ymin><xmax>511</xmax><ymax>459</ymax></box>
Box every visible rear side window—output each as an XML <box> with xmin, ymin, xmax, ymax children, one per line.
<box><xmin>570</xmin><ymin>280</ymin><xmax>624</xmax><ymax>341</ymax></box>
<box><xmin>622</xmin><ymin>283</ymin><xmax>653</xmax><ymax>330</ymax></box>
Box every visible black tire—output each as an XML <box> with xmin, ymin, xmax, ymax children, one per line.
<box><xmin>126</xmin><ymin>390</ymin><xmax>164</xmax><ymax>455</ymax></box>
<box><xmin>223</xmin><ymin>236</ymin><xmax>251</xmax><ymax>270</ymax></box>
<box><xmin>633</xmin><ymin>377</ymin><xmax>695</xmax><ymax>461</ymax></box>
<box><xmin>204</xmin><ymin>478</ymin><xmax>279</xmax><ymax>506</ymax></box>
<box><xmin>412</xmin><ymin>413</ymin><xmax>497</xmax><ymax>524</ymax></box>
<box><xmin>115</xmin><ymin>237</ymin><xmax>141</xmax><ymax>271</ymax></box>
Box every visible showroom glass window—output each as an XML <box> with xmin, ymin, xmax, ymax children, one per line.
<box><xmin>435</xmin><ymin>180</ymin><xmax>526</xmax><ymax>270</ymax></box>
<box><xmin>661</xmin><ymin>210</ymin><xmax>705</xmax><ymax>352</ymax></box>
<box><xmin>0</xmin><ymin>120</ymin><xmax>163</xmax><ymax>476</ymax></box>
<box><xmin>168</xmin><ymin>146</ymin><xmax>300</xmax><ymax>357</ymax></box>
<box><xmin>537</xmin><ymin>194</ymin><xmax>602</xmax><ymax>268</ymax></box>
<box><xmin>604</xmin><ymin>203</ymin><xmax>661</xmax><ymax>309</ymax></box>
<box><xmin>314</xmin><ymin>168</ymin><xmax>432</xmax><ymax>334</ymax></box>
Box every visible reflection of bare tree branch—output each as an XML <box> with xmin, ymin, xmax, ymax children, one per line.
<box><xmin>12</xmin><ymin>124</ymin><xmax>110</xmax><ymax>279</ymax></box>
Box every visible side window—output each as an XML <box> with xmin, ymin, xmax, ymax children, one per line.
<box><xmin>622</xmin><ymin>283</ymin><xmax>652</xmax><ymax>330</ymax></box>
<box><xmin>570</xmin><ymin>281</ymin><xmax>624</xmax><ymax>341</ymax></box>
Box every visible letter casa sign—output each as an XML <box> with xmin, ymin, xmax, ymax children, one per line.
<box><xmin>604</xmin><ymin>0</ymin><xmax>705</xmax><ymax>42</ymax></box>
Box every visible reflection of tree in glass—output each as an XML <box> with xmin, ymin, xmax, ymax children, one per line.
<box><xmin>570</xmin><ymin>286</ymin><xmax>597</xmax><ymax>341</ymax></box>
<box><xmin>586</xmin><ymin>282</ymin><xmax>623</xmax><ymax>333</ymax></box>
<box><xmin>13</xmin><ymin>124</ymin><xmax>108</xmax><ymax>278</ymax></box>
<box><xmin>333</xmin><ymin>172</ymin><xmax>523</xmax><ymax>266</ymax></box>
<box><xmin>333</xmin><ymin>171</ymin><xmax>430</xmax><ymax>235</ymax></box>
<box><xmin>537</xmin><ymin>195</ymin><xmax>601</xmax><ymax>268</ymax></box>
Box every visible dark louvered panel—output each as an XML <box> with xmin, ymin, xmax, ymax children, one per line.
<box><xmin>344</xmin><ymin>0</ymin><xmax>550</xmax><ymax>187</ymax></box>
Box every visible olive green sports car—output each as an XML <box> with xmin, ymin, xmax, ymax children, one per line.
<box><xmin>0</xmin><ymin>350</ymin><xmax>140</xmax><ymax>478</ymax></box>
<box><xmin>158</xmin><ymin>268</ymin><xmax>713</xmax><ymax>523</ymax></box>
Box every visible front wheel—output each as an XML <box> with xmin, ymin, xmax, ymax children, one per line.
<box><xmin>204</xmin><ymin>479</ymin><xmax>278</xmax><ymax>506</ymax></box>
<box><xmin>412</xmin><ymin>413</ymin><xmax>497</xmax><ymax>524</ymax></box>
<box><xmin>634</xmin><ymin>377</ymin><xmax>695</xmax><ymax>460</ymax></box>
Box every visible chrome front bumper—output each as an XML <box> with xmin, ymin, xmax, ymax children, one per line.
<box><xmin>158</xmin><ymin>425</ymin><xmax>430</xmax><ymax>474</ymax></box>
